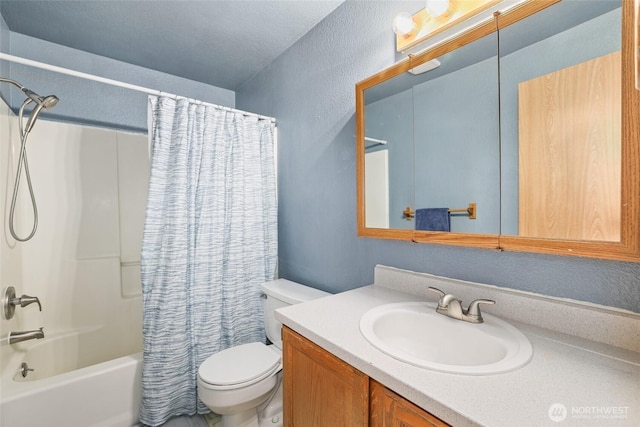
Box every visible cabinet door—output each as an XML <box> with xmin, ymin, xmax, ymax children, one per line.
<box><xmin>282</xmin><ymin>327</ymin><xmax>369</xmax><ymax>427</ymax></box>
<box><xmin>370</xmin><ymin>380</ymin><xmax>449</xmax><ymax>427</ymax></box>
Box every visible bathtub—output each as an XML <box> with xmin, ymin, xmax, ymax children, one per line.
<box><xmin>0</xmin><ymin>327</ymin><xmax>142</xmax><ymax>427</ymax></box>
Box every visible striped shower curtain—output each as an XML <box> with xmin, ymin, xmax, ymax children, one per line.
<box><xmin>139</xmin><ymin>96</ymin><xmax>277</xmax><ymax>426</ymax></box>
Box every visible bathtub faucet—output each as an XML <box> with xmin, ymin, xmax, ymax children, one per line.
<box><xmin>3</xmin><ymin>286</ymin><xmax>42</xmax><ymax>319</ymax></box>
<box><xmin>8</xmin><ymin>327</ymin><xmax>44</xmax><ymax>344</ymax></box>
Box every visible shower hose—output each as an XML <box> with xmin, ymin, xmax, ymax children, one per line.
<box><xmin>8</xmin><ymin>101</ymin><xmax>39</xmax><ymax>242</ymax></box>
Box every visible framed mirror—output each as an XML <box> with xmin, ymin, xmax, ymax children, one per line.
<box><xmin>356</xmin><ymin>0</ymin><xmax>640</xmax><ymax>261</ymax></box>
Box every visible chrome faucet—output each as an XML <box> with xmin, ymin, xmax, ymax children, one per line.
<box><xmin>8</xmin><ymin>327</ymin><xmax>44</xmax><ymax>344</ymax></box>
<box><xmin>428</xmin><ymin>287</ymin><xmax>495</xmax><ymax>324</ymax></box>
<box><xmin>3</xmin><ymin>286</ymin><xmax>42</xmax><ymax>319</ymax></box>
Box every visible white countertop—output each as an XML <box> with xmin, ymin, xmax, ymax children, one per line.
<box><xmin>276</xmin><ymin>284</ymin><xmax>640</xmax><ymax>427</ymax></box>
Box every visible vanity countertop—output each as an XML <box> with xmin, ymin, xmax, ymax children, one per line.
<box><xmin>276</xmin><ymin>283</ymin><xmax>640</xmax><ymax>427</ymax></box>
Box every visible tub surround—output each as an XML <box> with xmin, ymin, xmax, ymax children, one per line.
<box><xmin>0</xmin><ymin>351</ymin><xmax>142</xmax><ymax>427</ymax></box>
<box><xmin>276</xmin><ymin>266</ymin><xmax>640</xmax><ymax>426</ymax></box>
<box><xmin>0</xmin><ymin>102</ymin><xmax>145</xmax><ymax>427</ymax></box>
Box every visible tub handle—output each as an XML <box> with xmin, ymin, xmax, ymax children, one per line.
<box><xmin>13</xmin><ymin>294</ymin><xmax>42</xmax><ymax>311</ymax></box>
<box><xmin>3</xmin><ymin>286</ymin><xmax>42</xmax><ymax>319</ymax></box>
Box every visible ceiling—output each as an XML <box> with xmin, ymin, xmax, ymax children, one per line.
<box><xmin>0</xmin><ymin>0</ymin><xmax>344</xmax><ymax>91</ymax></box>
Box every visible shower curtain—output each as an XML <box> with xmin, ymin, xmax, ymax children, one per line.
<box><xmin>139</xmin><ymin>96</ymin><xmax>277</xmax><ymax>426</ymax></box>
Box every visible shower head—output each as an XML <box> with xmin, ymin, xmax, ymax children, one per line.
<box><xmin>1</xmin><ymin>78</ymin><xmax>59</xmax><ymax>134</ymax></box>
<box><xmin>22</xmin><ymin>88</ymin><xmax>59</xmax><ymax>109</ymax></box>
<box><xmin>21</xmin><ymin>91</ymin><xmax>59</xmax><ymax>134</ymax></box>
<box><xmin>40</xmin><ymin>95</ymin><xmax>59</xmax><ymax>109</ymax></box>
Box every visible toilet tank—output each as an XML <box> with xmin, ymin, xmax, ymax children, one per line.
<box><xmin>261</xmin><ymin>279</ymin><xmax>329</xmax><ymax>349</ymax></box>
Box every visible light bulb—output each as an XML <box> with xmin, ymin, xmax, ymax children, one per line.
<box><xmin>425</xmin><ymin>0</ymin><xmax>452</xmax><ymax>18</ymax></box>
<box><xmin>392</xmin><ymin>12</ymin><xmax>417</xmax><ymax>36</ymax></box>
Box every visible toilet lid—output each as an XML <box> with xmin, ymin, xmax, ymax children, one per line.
<box><xmin>198</xmin><ymin>342</ymin><xmax>281</xmax><ymax>387</ymax></box>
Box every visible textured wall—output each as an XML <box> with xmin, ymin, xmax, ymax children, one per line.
<box><xmin>2</xmin><ymin>33</ymin><xmax>235</xmax><ymax>132</ymax></box>
<box><xmin>237</xmin><ymin>1</ymin><xmax>640</xmax><ymax>313</ymax></box>
<box><xmin>0</xmin><ymin>10</ymin><xmax>10</xmax><ymax>101</ymax></box>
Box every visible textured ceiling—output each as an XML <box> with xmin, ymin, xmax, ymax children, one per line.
<box><xmin>0</xmin><ymin>0</ymin><xmax>344</xmax><ymax>90</ymax></box>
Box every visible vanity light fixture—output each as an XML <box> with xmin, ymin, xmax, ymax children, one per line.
<box><xmin>392</xmin><ymin>12</ymin><xmax>418</xmax><ymax>37</ymax></box>
<box><xmin>393</xmin><ymin>0</ymin><xmax>502</xmax><ymax>52</ymax></box>
<box><xmin>425</xmin><ymin>0</ymin><xmax>454</xmax><ymax>18</ymax></box>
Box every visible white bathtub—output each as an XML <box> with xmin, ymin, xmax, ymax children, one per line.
<box><xmin>0</xmin><ymin>328</ymin><xmax>142</xmax><ymax>427</ymax></box>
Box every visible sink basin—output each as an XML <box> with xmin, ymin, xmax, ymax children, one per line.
<box><xmin>359</xmin><ymin>302</ymin><xmax>532</xmax><ymax>375</ymax></box>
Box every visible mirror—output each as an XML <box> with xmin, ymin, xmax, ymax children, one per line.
<box><xmin>363</xmin><ymin>31</ymin><xmax>500</xmax><ymax>234</ymax></box>
<box><xmin>364</xmin><ymin>76</ymin><xmax>415</xmax><ymax>230</ymax></box>
<box><xmin>357</xmin><ymin>16</ymin><xmax>503</xmax><ymax>247</ymax></box>
<box><xmin>499</xmin><ymin>0</ymin><xmax>622</xmax><ymax>242</ymax></box>
<box><xmin>356</xmin><ymin>0</ymin><xmax>640</xmax><ymax>261</ymax></box>
<box><xmin>412</xmin><ymin>31</ymin><xmax>500</xmax><ymax>236</ymax></box>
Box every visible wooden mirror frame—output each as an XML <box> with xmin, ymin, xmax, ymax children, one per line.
<box><xmin>356</xmin><ymin>0</ymin><xmax>640</xmax><ymax>262</ymax></box>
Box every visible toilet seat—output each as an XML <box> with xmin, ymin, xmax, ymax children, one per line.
<box><xmin>198</xmin><ymin>342</ymin><xmax>281</xmax><ymax>390</ymax></box>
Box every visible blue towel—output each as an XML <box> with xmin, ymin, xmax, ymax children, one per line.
<box><xmin>415</xmin><ymin>208</ymin><xmax>450</xmax><ymax>231</ymax></box>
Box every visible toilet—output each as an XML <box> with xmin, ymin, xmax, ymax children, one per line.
<box><xmin>197</xmin><ymin>279</ymin><xmax>329</xmax><ymax>427</ymax></box>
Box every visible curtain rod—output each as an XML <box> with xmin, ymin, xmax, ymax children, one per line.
<box><xmin>0</xmin><ymin>52</ymin><xmax>275</xmax><ymax>123</ymax></box>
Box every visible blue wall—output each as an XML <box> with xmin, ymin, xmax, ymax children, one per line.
<box><xmin>0</xmin><ymin>11</ymin><xmax>11</xmax><ymax>101</ymax></box>
<box><xmin>1</xmin><ymin>32</ymin><xmax>234</xmax><ymax>132</ymax></box>
<box><xmin>236</xmin><ymin>1</ymin><xmax>640</xmax><ymax>313</ymax></box>
<box><xmin>413</xmin><ymin>55</ymin><xmax>500</xmax><ymax>234</ymax></box>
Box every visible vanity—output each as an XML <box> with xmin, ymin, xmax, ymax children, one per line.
<box><xmin>282</xmin><ymin>327</ymin><xmax>447</xmax><ymax>427</ymax></box>
<box><xmin>277</xmin><ymin>266</ymin><xmax>640</xmax><ymax>426</ymax></box>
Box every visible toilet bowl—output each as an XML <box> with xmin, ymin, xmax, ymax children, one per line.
<box><xmin>197</xmin><ymin>279</ymin><xmax>329</xmax><ymax>427</ymax></box>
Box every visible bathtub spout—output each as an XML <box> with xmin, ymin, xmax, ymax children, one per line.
<box><xmin>8</xmin><ymin>327</ymin><xmax>44</xmax><ymax>344</ymax></box>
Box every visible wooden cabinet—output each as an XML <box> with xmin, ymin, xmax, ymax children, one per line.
<box><xmin>283</xmin><ymin>327</ymin><xmax>450</xmax><ymax>427</ymax></box>
<box><xmin>283</xmin><ymin>326</ymin><xmax>369</xmax><ymax>427</ymax></box>
<box><xmin>370</xmin><ymin>380</ymin><xmax>449</xmax><ymax>427</ymax></box>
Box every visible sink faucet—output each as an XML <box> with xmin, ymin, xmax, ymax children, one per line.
<box><xmin>428</xmin><ymin>287</ymin><xmax>495</xmax><ymax>324</ymax></box>
<box><xmin>8</xmin><ymin>327</ymin><xmax>44</xmax><ymax>344</ymax></box>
